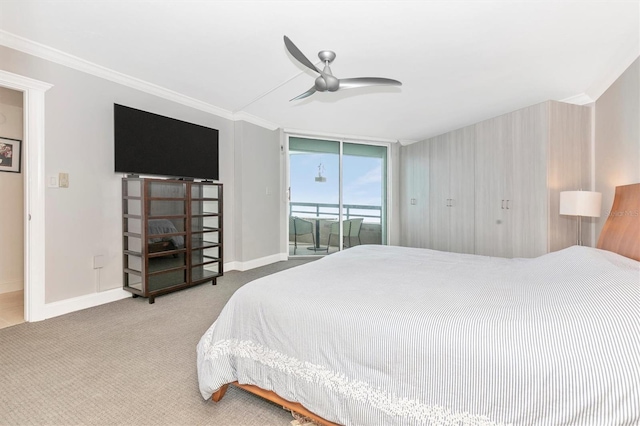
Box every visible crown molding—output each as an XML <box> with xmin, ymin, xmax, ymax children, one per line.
<box><xmin>560</xmin><ymin>93</ymin><xmax>595</xmax><ymax>106</ymax></box>
<box><xmin>284</xmin><ymin>127</ymin><xmax>399</xmax><ymax>144</ymax></box>
<box><xmin>0</xmin><ymin>30</ymin><xmax>282</xmax><ymax>130</ymax></box>
<box><xmin>397</xmin><ymin>139</ymin><xmax>418</xmax><ymax>146</ymax></box>
<box><xmin>233</xmin><ymin>111</ymin><xmax>279</xmax><ymax>130</ymax></box>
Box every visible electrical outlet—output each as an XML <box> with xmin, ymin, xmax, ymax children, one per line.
<box><xmin>59</xmin><ymin>172</ymin><xmax>69</xmax><ymax>188</ymax></box>
<box><xmin>93</xmin><ymin>255</ymin><xmax>105</xmax><ymax>269</ymax></box>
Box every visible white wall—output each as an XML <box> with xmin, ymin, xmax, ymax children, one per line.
<box><xmin>0</xmin><ymin>45</ymin><xmax>236</xmax><ymax>303</ymax></box>
<box><xmin>233</xmin><ymin>120</ymin><xmax>281</xmax><ymax>265</ymax></box>
<box><xmin>595</xmin><ymin>57</ymin><xmax>640</xmax><ymax>239</ymax></box>
<box><xmin>0</xmin><ymin>86</ymin><xmax>23</xmax><ymax>294</ymax></box>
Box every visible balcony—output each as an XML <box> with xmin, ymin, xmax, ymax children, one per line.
<box><xmin>289</xmin><ymin>202</ymin><xmax>383</xmax><ymax>255</ymax></box>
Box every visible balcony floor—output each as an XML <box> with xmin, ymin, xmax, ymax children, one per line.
<box><xmin>288</xmin><ymin>242</ymin><xmax>340</xmax><ymax>257</ymax></box>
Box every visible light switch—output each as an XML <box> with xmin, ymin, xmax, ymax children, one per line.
<box><xmin>47</xmin><ymin>176</ymin><xmax>59</xmax><ymax>188</ymax></box>
<box><xmin>59</xmin><ymin>172</ymin><xmax>69</xmax><ymax>188</ymax></box>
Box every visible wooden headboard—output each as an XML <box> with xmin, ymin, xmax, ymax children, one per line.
<box><xmin>597</xmin><ymin>183</ymin><xmax>640</xmax><ymax>262</ymax></box>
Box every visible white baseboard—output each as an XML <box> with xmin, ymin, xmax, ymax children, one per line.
<box><xmin>225</xmin><ymin>253</ymin><xmax>288</xmax><ymax>272</ymax></box>
<box><xmin>223</xmin><ymin>261</ymin><xmax>241</xmax><ymax>271</ymax></box>
<box><xmin>39</xmin><ymin>253</ymin><xmax>288</xmax><ymax>320</ymax></box>
<box><xmin>0</xmin><ymin>279</ymin><xmax>23</xmax><ymax>294</ymax></box>
<box><xmin>43</xmin><ymin>287</ymin><xmax>131</xmax><ymax>320</ymax></box>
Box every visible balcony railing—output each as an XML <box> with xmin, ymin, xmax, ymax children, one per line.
<box><xmin>289</xmin><ymin>202</ymin><xmax>382</xmax><ymax>223</ymax></box>
<box><xmin>289</xmin><ymin>202</ymin><xmax>384</xmax><ymax>252</ymax></box>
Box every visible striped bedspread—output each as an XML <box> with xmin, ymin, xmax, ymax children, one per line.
<box><xmin>197</xmin><ymin>245</ymin><xmax>640</xmax><ymax>425</ymax></box>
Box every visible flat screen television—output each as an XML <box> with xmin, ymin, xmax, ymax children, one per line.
<box><xmin>114</xmin><ymin>104</ymin><xmax>219</xmax><ymax>180</ymax></box>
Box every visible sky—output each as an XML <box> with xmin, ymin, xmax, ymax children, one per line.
<box><xmin>289</xmin><ymin>152</ymin><xmax>384</xmax><ymax>222</ymax></box>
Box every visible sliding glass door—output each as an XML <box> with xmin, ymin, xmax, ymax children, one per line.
<box><xmin>288</xmin><ymin>138</ymin><xmax>340</xmax><ymax>256</ymax></box>
<box><xmin>288</xmin><ymin>136</ymin><xmax>388</xmax><ymax>257</ymax></box>
<box><xmin>343</xmin><ymin>143</ymin><xmax>388</xmax><ymax>248</ymax></box>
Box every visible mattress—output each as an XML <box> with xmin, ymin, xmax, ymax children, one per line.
<box><xmin>197</xmin><ymin>245</ymin><xmax>640</xmax><ymax>425</ymax></box>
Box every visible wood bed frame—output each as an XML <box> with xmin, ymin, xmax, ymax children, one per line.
<box><xmin>211</xmin><ymin>183</ymin><xmax>640</xmax><ymax>426</ymax></box>
<box><xmin>212</xmin><ymin>381</ymin><xmax>339</xmax><ymax>426</ymax></box>
<box><xmin>596</xmin><ymin>183</ymin><xmax>640</xmax><ymax>262</ymax></box>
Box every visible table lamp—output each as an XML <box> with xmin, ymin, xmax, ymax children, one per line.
<box><xmin>559</xmin><ymin>190</ymin><xmax>602</xmax><ymax>246</ymax></box>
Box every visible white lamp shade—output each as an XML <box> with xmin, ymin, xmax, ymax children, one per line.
<box><xmin>559</xmin><ymin>191</ymin><xmax>602</xmax><ymax>217</ymax></box>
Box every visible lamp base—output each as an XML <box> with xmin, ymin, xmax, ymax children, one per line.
<box><xmin>576</xmin><ymin>216</ymin><xmax>583</xmax><ymax>246</ymax></box>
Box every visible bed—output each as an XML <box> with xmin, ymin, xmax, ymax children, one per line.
<box><xmin>197</xmin><ymin>184</ymin><xmax>640</xmax><ymax>426</ymax></box>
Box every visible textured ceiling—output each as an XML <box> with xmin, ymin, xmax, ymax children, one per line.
<box><xmin>0</xmin><ymin>1</ymin><xmax>638</xmax><ymax>142</ymax></box>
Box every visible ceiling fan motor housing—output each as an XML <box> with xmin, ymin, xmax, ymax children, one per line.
<box><xmin>315</xmin><ymin>75</ymin><xmax>340</xmax><ymax>92</ymax></box>
<box><xmin>315</xmin><ymin>62</ymin><xmax>340</xmax><ymax>92</ymax></box>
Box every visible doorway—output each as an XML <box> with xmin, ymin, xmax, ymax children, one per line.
<box><xmin>287</xmin><ymin>136</ymin><xmax>389</xmax><ymax>257</ymax></box>
<box><xmin>0</xmin><ymin>69</ymin><xmax>52</xmax><ymax>323</ymax></box>
<box><xmin>0</xmin><ymin>87</ymin><xmax>24</xmax><ymax>329</ymax></box>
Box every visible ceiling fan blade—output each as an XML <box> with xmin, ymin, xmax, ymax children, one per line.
<box><xmin>284</xmin><ymin>36</ymin><xmax>321</xmax><ymax>74</ymax></box>
<box><xmin>290</xmin><ymin>86</ymin><xmax>317</xmax><ymax>101</ymax></box>
<box><xmin>338</xmin><ymin>77</ymin><xmax>402</xmax><ymax>90</ymax></box>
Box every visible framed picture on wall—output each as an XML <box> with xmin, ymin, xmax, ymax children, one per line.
<box><xmin>0</xmin><ymin>137</ymin><xmax>21</xmax><ymax>173</ymax></box>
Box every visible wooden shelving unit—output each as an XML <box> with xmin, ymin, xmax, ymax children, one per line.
<box><xmin>122</xmin><ymin>177</ymin><xmax>223</xmax><ymax>303</ymax></box>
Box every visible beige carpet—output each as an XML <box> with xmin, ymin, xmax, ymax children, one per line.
<box><xmin>0</xmin><ymin>259</ymin><xmax>315</xmax><ymax>426</ymax></box>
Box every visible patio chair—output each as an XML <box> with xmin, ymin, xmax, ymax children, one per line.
<box><xmin>326</xmin><ymin>220</ymin><xmax>352</xmax><ymax>252</ymax></box>
<box><xmin>289</xmin><ymin>216</ymin><xmax>315</xmax><ymax>254</ymax></box>
<box><xmin>345</xmin><ymin>218</ymin><xmax>364</xmax><ymax>247</ymax></box>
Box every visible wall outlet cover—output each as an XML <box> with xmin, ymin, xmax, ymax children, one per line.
<box><xmin>93</xmin><ymin>255</ymin><xmax>105</xmax><ymax>269</ymax></box>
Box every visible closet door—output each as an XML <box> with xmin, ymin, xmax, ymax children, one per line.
<box><xmin>399</xmin><ymin>143</ymin><xmax>414</xmax><ymax>246</ymax></box>
<box><xmin>449</xmin><ymin>126</ymin><xmax>476</xmax><ymax>254</ymax></box>
<box><xmin>475</xmin><ymin>115</ymin><xmax>512</xmax><ymax>257</ymax></box>
<box><xmin>510</xmin><ymin>103</ymin><xmax>549</xmax><ymax>258</ymax></box>
<box><xmin>414</xmin><ymin>142</ymin><xmax>430</xmax><ymax>248</ymax></box>
<box><xmin>400</xmin><ymin>142</ymin><xmax>430</xmax><ymax>248</ymax></box>
<box><xmin>429</xmin><ymin>135</ymin><xmax>450</xmax><ymax>251</ymax></box>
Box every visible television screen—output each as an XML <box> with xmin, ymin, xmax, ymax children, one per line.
<box><xmin>114</xmin><ymin>104</ymin><xmax>219</xmax><ymax>180</ymax></box>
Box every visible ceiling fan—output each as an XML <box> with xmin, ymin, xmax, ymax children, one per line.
<box><xmin>284</xmin><ymin>36</ymin><xmax>402</xmax><ymax>101</ymax></box>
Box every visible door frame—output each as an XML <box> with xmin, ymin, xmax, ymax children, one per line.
<box><xmin>284</xmin><ymin>132</ymin><xmax>392</xmax><ymax>257</ymax></box>
<box><xmin>0</xmin><ymin>70</ymin><xmax>52</xmax><ymax>322</ymax></box>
